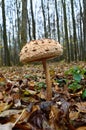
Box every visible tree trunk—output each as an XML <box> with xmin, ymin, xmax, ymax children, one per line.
<box><xmin>62</xmin><ymin>0</ymin><xmax>70</xmax><ymax>62</ymax></box>
<box><xmin>83</xmin><ymin>0</ymin><xmax>86</xmax><ymax>60</ymax></box>
<box><xmin>16</xmin><ymin>0</ymin><xmax>21</xmax><ymax>51</ymax></box>
<box><xmin>0</xmin><ymin>25</ymin><xmax>3</xmax><ymax>66</ymax></box>
<box><xmin>2</xmin><ymin>0</ymin><xmax>11</xmax><ymax>66</ymax></box>
<box><xmin>55</xmin><ymin>0</ymin><xmax>60</xmax><ymax>42</ymax></box>
<box><xmin>27</xmin><ymin>14</ymin><xmax>32</xmax><ymax>41</ymax></box>
<box><xmin>21</xmin><ymin>0</ymin><xmax>27</xmax><ymax>48</ymax></box>
<box><xmin>79</xmin><ymin>0</ymin><xmax>83</xmax><ymax>60</ymax></box>
<box><xmin>70</xmin><ymin>0</ymin><xmax>78</xmax><ymax>61</ymax></box>
<box><xmin>30</xmin><ymin>0</ymin><xmax>36</xmax><ymax>40</ymax></box>
<box><xmin>47</xmin><ymin>0</ymin><xmax>51</xmax><ymax>38</ymax></box>
<box><xmin>41</xmin><ymin>0</ymin><xmax>48</xmax><ymax>38</ymax></box>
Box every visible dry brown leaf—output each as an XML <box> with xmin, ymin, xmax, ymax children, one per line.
<box><xmin>0</xmin><ymin>102</ymin><xmax>10</xmax><ymax>113</ymax></box>
<box><xmin>69</xmin><ymin>111</ymin><xmax>79</xmax><ymax>120</ymax></box>
<box><xmin>0</xmin><ymin>92</ymin><xmax>3</xmax><ymax>100</ymax></box>
<box><xmin>76</xmin><ymin>126</ymin><xmax>86</xmax><ymax>130</ymax></box>
<box><xmin>0</xmin><ymin>123</ymin><xmax>13</xmax><ymax>130</ymax></box>
<box><xmin>0</xmin><ymin>109</ymin><xmax>22</xmax><ymax>117</ymax></box>
<box><xmin>76</xmin><ymin>102</ymin><xmax>86</xmax><ymax>113</ymax></box>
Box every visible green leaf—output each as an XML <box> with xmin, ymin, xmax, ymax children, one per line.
<box><xmin>24</xmin><ymin>74</ymin><xmax>31</xmax><ymax>79</ymax></box>
<box><xmin>24</xmin><ymin>74</ymin><xmax>37</xmax><ymax>80</ymax></box>
<box><xmin>68</xmin><ymin>82</ymin><xmax>82</xmax><ymax>93</ymax></box>
<box><xmin>65</xmin><ymin>66</ymin><xmax>82</xmax><ymax>82</ymax></box>
<box><xmin>82</xmin><ymin>89</ymin><xmax>86</xmax><ymax>100</ymax></box>
<box><xmin>56</xmin><ymin>78</ymin><xmax>67</xmax><ymax>87</ymax></box>
<box><xmin>73</xmin><ymin>73</ymin><xmax>82</xmax><ymax>82</ymax></box>
<box><xmin>37</xmin><ymin>82</ymin><xmax>46</xmax><ymax>88</ymax></box>
<box><xmin>65</xmin><ymin>66</ymin><xmax>81</xmax><ymax>75</ymax></box>
<box><xmin>81</xmin><ymin>69</ymin><xmax>86</xmax><ymax>77</ymax></box>
<box><xmin>36</xmin><ymin>82</ymin><xmax>46</xmax><ymax>91</ymax></box>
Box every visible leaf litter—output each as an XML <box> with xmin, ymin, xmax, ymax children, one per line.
<box><xmin>0</xmin><ymin>62</ymin><xmax>86</xmax><ymax>130</ymax></box>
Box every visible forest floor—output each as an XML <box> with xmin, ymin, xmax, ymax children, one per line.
<box><xmin>0</xmin><ymin>61</ymin><xmax>86</xmax><ymax>130</ymax></box>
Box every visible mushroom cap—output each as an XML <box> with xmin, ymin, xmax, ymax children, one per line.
<box><xmin>20</xmin><ymin>38</ymin><xmax>63</xmax><ymax>63</ymax></box>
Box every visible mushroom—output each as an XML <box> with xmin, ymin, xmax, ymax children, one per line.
<box><xmin>20</xmin><ymin>39</ymin><xmax>63</xmax><ymax>100</ymax></box>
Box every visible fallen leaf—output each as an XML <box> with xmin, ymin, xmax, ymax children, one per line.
<box><xmin>0</xmin><ymin>109</ymin><xmax>22</xmax><ymax>117</ymax></box>
<box><xmin>0</xmin><ymin>92</ymin><xmax>3</xmax><ymax>100</ymax></box>
<box><xmin>76</xmin><ymin>126</ymin><xmax>86</xmax><ymax>130</ymax></box>
<box><xmin>0</xmin><ymin>123</ymin><xmax>13</xmax><ymax>130</ymax></box>
<box><xmin>0</xmin><ymin>103</ymin><xmax>12</xmax><ymax>113</ymax></box>
<box><xmin>76</xmin><ymin>102</ymin><xmax>86</xmax><ymax>113</ymax></box>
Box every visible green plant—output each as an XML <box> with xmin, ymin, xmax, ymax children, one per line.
<box><xmin>68</xmin><ymin>82</ymin><xmax>82</xmax><ymax>93</ymax></box>
<box><xmin>24</xmin><ymin>74</ymin><xmax>38</xmax><ymax>81</ymax></box>
<box><xmin>65</xmin><ymin>66</ymin><xmax>82</xmax><ymax>83</ymax></box>
<box><xmin>81</xmin><ymin>89</ymin><xmax>86</xmax><ymax>100</ymax></box>
<box><xmin>35</xmin><ymin>82</ymin><xmax>46</xmax><ymax>92</ymax></box>
<box><xmin>55</xmin><ymin>78</ymin><xmax>67</xmax><ymax>87</ymax></box>
<box><xmin>65</xmin><ymin>66</ymin><xmax>84</xmax><ymax>93</ymax></box>
<box><xmin>81</xmin><ymin>68</ymin><xmax>86</xmax><ymax>78</ymax></box>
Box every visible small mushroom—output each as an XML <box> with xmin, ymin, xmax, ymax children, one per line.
<box><xmin>20</xmin><ymin>38</ymin><xmax>63</xmax><ymax>100</ymax></box>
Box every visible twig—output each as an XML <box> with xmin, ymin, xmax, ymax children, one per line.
<box><xmin>13</xmin><ymin>109</ymin><xmax>26</xmax><ymax>127</ymax></box>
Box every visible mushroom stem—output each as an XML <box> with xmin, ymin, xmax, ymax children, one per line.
<box><xmin>42</xmin><ymin>59</ymin><xmax>52</xmax><ymax>100</ymax></box>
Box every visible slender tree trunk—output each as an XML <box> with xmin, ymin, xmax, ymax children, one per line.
<box><xmin>41</xmin><ymin>0</ymin><xmax>48</xmax><ymax>38</ymax></box>
<box><xmin>47</xmin><ymin>0</ymin><xmax>51</xmax><ymax>38</ymax></box>
<box><xmin>2</xmin><ymin>0</ymin><xmax>11</xmax><ymax>66</ymax></box>
<box><xmin>62</xmin><ymin>0</ymin><xmax>70</xmax><ymax>62</ymax></box>
<box><xmin>79</xmin><ymin>0</ymin><xmax>83</xmax><ymax>60</ymax></box>
<box><xmin>12</xmin><ymin>26</ymin><xmax>17</xmax><ymax>65</ymax></box>
<box><xmin>70</xmin><ymin>35</ymin><xmax>74</xmax><ymax>61</ymax></box>
<box><xmin>67</xmin><ymin>6</ymin><xmax>74</xmax><ymax>61</ymax></box>
<box><xmin>70</xmin><ymin>0</ymin><xmax>78</xmax><ymax>61</ymax></box>
<box><xmin>21</xmin><ymin>0</ymin><xmax>27</xmax><ymax>48</ymax></box>
<box><xmin>27</xmin><ymin>14</ymin><xmax>32</xmax><ymax>41</ymax></box>
<box><xmin>83</xmin><ymin>0</ymin><xmax>86</xmax><ymax>60</ymax></box>
<box><xmin>16</xmin><ymin>0</ymin><xmax>21</xmax><ymax>50</ymax></box>
<box><xmin>30</xmin><ymin>0</ymin><xmax>36</xmax><ymax>39</ymax></box>
<box><xmin>55</xmin><ymin>0</ymin><xmax>60</xmax><ymax>42</ymax></box>
<box><xmin>0</xmin><ymin>26</ymin><xmax>3</xmax><ymax>66</ymax></box>
<box><xmin>52</xmin><ymin>16</ymin><xmax>56</xmax><ymax>39</ymax></box>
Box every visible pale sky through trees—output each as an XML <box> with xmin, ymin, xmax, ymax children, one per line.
<box><xmin>0</xmin><ymin>0</ymin><xmax>85</xmax><ymax>65</ymax></box>
<box><xmin>0</xmin><ymin>0</ymin><xmax>82</xmax><ymax>28</ymax></box>
<box><xmin>0</xmin><ymin>0</ymin><xmax>83</xmax><ymax>47</ymax></box>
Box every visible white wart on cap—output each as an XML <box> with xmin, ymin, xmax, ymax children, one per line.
<box><xmin>20</xmin><ymin>39</ymin><xmax>63</xmax><ymax>63</ymax></box>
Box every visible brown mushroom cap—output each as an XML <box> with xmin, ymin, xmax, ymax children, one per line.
<box><xmin>20</xmin><ymin>38</ymin><xmax>63</xmax><ymax>63</ymax></box>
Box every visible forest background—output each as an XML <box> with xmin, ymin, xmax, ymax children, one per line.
<box><xmin>0</xmin><ymin>0</ymin><xmax>86</xmax><ymax>66</ymax></box>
